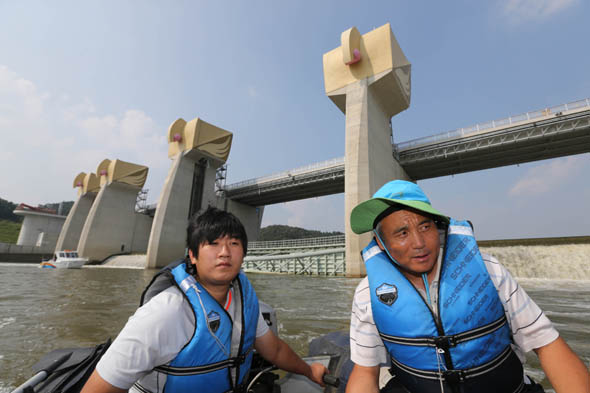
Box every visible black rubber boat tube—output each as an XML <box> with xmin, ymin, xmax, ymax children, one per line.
<box><xmin>11</xmin><ymin>353</ymin><xmax>72</xmax><ymax>393</ymax></box>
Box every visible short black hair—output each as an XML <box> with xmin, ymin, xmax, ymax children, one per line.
<box><xmin>186</xmin><ymin>207</ymin><xmax>248</xmax><ymax>258</ymax></box>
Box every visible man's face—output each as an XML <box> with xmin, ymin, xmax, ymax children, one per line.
<box><xmin>376</xmin><ymin>208</ymin><xmax>440</xmax><ymax>276</ymax></box>
<box><xmin>189</xmin><ymin>235</ymin><xmax>244</xmax><ymax>286</ymax></box>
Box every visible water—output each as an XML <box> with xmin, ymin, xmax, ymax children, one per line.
<box><xmin>1</xmin><ymin>262</ymin><xmax>588</xmax><ymax>393</ymax></box>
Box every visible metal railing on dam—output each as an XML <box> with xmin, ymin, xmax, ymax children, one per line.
<box><xmin>396</xmin><ymin>98</ymin><xmax>590</xmax><ymax>150</ymax></box>
<box><xmin>396</xmin><ymin>97</ymin><xmax>590</xmax><ymax>179</ymax></box>
<box><xmin>223</xmin><ymin>157</ymin><xmax>344</xmax><ymax>205</ymax></box>
<box><xmin>243</xmin><ymin>248</ymin><xmax>346</xmax><ymax>276</ymax></box>
<box><xmin>248</xmin><ymin>235</ymin><xmax>345</xmax><ymax>255</ymax></box>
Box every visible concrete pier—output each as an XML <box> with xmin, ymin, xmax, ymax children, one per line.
<box><xmin>323</xmin><ymin>24</ymin><xmax>412</xmax><ymax>276</ymax></box>
<box><xmin>77</xmin><ymin>159</ymin><xmax>150</xmax><ymax>262</ymax></box>
<box><xmin>55</xmin><ymin>172</ymin><xmax>100</xmax><ymax>251</ymax></box>
<box><xmin>14</xmin><ymin>204</ymin><xmax>66</xmax><ymax>250</ymax></box>
<box><xmin>146</xmin><ymin>117</ymin><xmax>233</xmax><ymax>268</ymax></box>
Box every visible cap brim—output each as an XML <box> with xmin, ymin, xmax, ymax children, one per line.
<box><xmin>350</xmin><ymin>198</ymin><xmax>449</xmax><ymax>234</ymax></box>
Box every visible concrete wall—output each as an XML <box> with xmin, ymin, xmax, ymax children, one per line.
<box><xmin>16</xmin><ymin>212</ymin><xmax>66</xmax><ymax>250</ymax></box>
<box><xmin>146</xmin><ymin>154</ymin><xmax>193</xmax><ymax>268</ymax></box>
<box><xmin>55</xmin><ymin>193</ymin><xmax>96</xmax><ymax>251</ymax></box>
<box><xmin>223</xmin><ymin>199</ymin><xmax>264</xmax><ymax>243</ymax></box>
<box><xmin>0</xmin><ymin>242</ymin><xmax>53</xmax><ymax>262</ymax></box>
<box><xmin>146</xmin><ymin>153</ymin><xmax>225</xmax><ymax>268</ymax></box>
<box><xmin>130</xmin><ymin>213</ymin><xmax>153</xmax><ymax>253</ymax></box>
<box><xmin>77</xmin><ymin>182</ymin><xmax>142</xmax><ymax>262</ymax></box>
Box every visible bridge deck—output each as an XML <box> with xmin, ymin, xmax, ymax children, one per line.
<box><xmin>224</xmin><ymin>98</ymin><xmax>590</xmax><ymax>205</ymax></box>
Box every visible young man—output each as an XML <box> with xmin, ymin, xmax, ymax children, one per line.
<box><xmin>81</xmin><ymin>207</ymin><xmax>327</xmax><ymax>393</ymax></box>
<box><xmin>345</xmin><ymin>180</ymin><xmax>589</xmax><ymax>393</ymax></box>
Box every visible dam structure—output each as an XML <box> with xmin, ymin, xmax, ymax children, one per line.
<box><xmin>11</xmin><ymin>204</ymin><xmax>66</xmax><ymax>254</ymax></box>
<box><xmin>7</xmin><ymin>23</ymin><xmax>588</xmax><ymax>273</ymax></box>
<box><xmin>145</xmin><ymin>117</ymin><xmax>263</xmax><ymax>269</ymax></box>
<box><xmin>222</xmin><ymin>23</ymin><xmax>590</xmax><ymax>277</ymax></box>
<box><xmin>54</xmin><ymin>172</ymin><xmax>100</xmax><ymax>252</ymax></box>
<box><xmin>77</xmin><ymin>159</ymin><xmax>151</xmax><ymax>262</ymax></box>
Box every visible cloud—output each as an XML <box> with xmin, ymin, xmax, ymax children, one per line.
<box><xmin>503</xmin><ymin>0</ymin><xmax>578</xmax><ymax>23</ymax></box>
<box><xmin>0</xmin><ymin>65</ymin><xmax>168</xmax><ymax>206</ymax></box>
<box><xmin>509</xmin><ymin>156</ymin><xmax>585</xmax><ymax>196</ymax></box>
<box><xmin>247</xmin><ymin>86</ymin><xmax>259</xmax><ymax>98</ymax></box>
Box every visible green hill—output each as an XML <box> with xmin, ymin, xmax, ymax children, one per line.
<box><xmin>0</xmin><ymin>220</ymin><xmax>21</xmax><ymax>243</ymax></box>
<box><xmin>258</xmin><ymin>225</ymin><xmax>343</xmax><ymax>241</ymax></box>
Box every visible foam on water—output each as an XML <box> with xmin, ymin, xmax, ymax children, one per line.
<box><xmin>480</xmin><ymin>244</ymin><xmax>590</xmax><ymax>280</ymax></box>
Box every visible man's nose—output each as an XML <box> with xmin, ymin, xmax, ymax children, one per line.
<box><xmin>219</xmin><ymin>242</ymin><xmax>231</xmax><ymax>256</ymax></box>
<box><xmin>410</xmin><ymin>231</ymin><xmax>426</xmax><ymax>249</ymax></box>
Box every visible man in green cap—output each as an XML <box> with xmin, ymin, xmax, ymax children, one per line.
<box><xmin>345</xmin><ymin>180</ymin><xmax>589</xmax><ymax>393</ymax></box>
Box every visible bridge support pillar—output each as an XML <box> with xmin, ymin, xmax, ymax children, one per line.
<box><xmin>77</xmin><ymin>159</ymin><xmax>149</xmax><ymax>262</ymax></box>
<box><xmin>222</xmin><ymin>199</ymin><xmax>264</xmax><ymax>243</ymax></box>
<box><xmin>323</xmin><ymin>24</ymin><xmax>412</xmax><ymax>277</ymax></box>
<box><xmin>55</xmin><ymin>172</ymin><xmax>100</xmax><ymax>252</ymax></box>
<box><xmin>146</xmin><ymin>117</ymin><xmax>232</xmax><ymax>269</ymax></box>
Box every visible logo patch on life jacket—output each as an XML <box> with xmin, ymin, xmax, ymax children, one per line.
<box><xmin>376</xmin><ymin>283</ymin><xmax>398</xmax><ymax>306</ymax></box>
<box><xmin>207</xmin><ymin>310</ymin><xmax>221</xmax><ymax>333</ymax></box>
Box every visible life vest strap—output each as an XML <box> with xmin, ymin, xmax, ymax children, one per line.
<box><xmin>154</xmin><ymin>346</ymin><xmax>254</xmax><ymax>376</ymax></box>
<box><xmin>380</xmin><ymin>314</ymin><xmax>507</xmax><ymax>348</ymax></box>
<box><xmin>390</xmin><ymin>345</ymin><xmax>514</xmax><ymax>382</ymax></box>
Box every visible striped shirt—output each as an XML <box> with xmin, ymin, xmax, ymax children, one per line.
<box><xmin>350</xmin><ymin>252</ymin><xmax>558</xmax><ymax>367</ymax></box>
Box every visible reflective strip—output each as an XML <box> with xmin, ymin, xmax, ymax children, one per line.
<box><xmin>132</xmin><ymin>382</ymin><xmax>152</xmax><ymax>393</ymax></box>
<box><xmin>448</xmin><ymin>225</ymin><xmax>473</xmax><ymax>237</ymax></box>
<box><xmin>154</xmin><ymin>347</ymin><xmax>255</xmax><ymax>377</ymax></box>
<box><xmin>362</xmin><ymin>245</ymin><xmax>382</xmax><ymax>262</ymax></box>
<box><xmin>178</xmin><ymin>275</ymin><xmax>200</xmax><ymax>294</ymax></box>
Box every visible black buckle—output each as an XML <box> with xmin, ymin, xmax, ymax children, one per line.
<box><xmin>434</xmin><ymin>335</ymin><xmax>456</xmax><ymax>351</ymax></box>
<box><xmin>232</xmin><ymin>353</ymin><xmax>246</xmax><ymax>366</ymax></box>
<box><xmin>443</xmin><ymin>370</ymin><xmax>465</xmax><ymax>385</ymax></box>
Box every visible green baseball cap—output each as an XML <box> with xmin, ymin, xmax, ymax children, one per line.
<box><xmin>350</xmin><ymin>180</ymin><xmax>449</xmax><ymax>234</ymax></box>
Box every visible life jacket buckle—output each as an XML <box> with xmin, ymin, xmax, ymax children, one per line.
<box><xmin>233</xmin><ymin>353</ymin><xmax>247</xmax><ymax>365</ymax></box>
<box><xmin>442</xmin><ymin>369</ymin><xmax>465</xmax><ymax>384</ymax></box>
<box><xmin>433</xmin><ymin>335</ymin><xmax>457</xmax><ymax>351</ymax></box>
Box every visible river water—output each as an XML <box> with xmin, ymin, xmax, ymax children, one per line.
<box><xmin>1</xmin><ymin>258</ymin><xmax>589</xmax><ymax>392</ymax></box>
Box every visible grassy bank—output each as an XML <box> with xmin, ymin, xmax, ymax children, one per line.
<box><xmin>0</xmin><ymin>220</ymin><xmax>21</xmax><ymax>243</ymax></box>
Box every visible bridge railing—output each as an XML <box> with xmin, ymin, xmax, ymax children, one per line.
<box><xmin>224</xmin><ymin>157</ymin><xmax>344</xmax><ymax>191</ymax></box>
<box><xmin>396</xmin><ymin>97</ymin><xmax>590</xmax><ymax>151</ymax></box>
<box><xmin>243</xmin><ymin>248</ymin><xmax>346</xmax><ymax>276</ymax></box>
<box><xmin>249</xmin><ymin>235</ymin><xmax>345</xmax><ymax>250</ymax></box>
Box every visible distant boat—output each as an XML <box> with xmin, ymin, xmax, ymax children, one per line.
<box><xmin>40</xmin><ymin>251</ymin><xmax>88</xmax><ymax>269</ymax></box>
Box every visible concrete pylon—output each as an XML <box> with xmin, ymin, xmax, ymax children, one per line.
<box><xmin>77</xmin><ymin>159</ymin><xmax>150</xmax><ymax>262</ymax></box>
<box><xmin>323</xmin><ymin>23</ymin><xmax>412</xmax><ymax>277</ymax></box>
<box><xmin>55</xmin><ymin>172</ymin><xmax>100</xmax><ymax>251</ymax></box>
<box><xmin>146</xmin><ymin>117</ymin><xmax>233</xmax><ymax>269</ymax></box>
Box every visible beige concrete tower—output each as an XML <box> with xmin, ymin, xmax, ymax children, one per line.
<box><xmin>323</xmin><ymin>23</ymin><xmax>412</xmax><ymax>277</ymax></box>
<box><xmin>54</xmin><ymin>172</ymin><xmax>100</xmax><ymax>251</ymax></box>
<box><xmin>77</xmin><ymin>159</ymin><xmax>150</xmax><ymax>262</ymax></box>
<box><xmin>146</xmin><ymin>117</ymin><xmax>232</xmax><ymax>269</ymax></box>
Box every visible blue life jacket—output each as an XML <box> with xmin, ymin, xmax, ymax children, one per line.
<box><xmin>364</xmin><ymin>219</ymin><xmax>525</xmax><ymax>393</ymax></box>
<box><xmin>139</xmin><ymin>260</ymin><xmax>259</xmax><ymax>393</ymax></box>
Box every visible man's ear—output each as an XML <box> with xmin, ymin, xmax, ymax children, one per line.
<box><xmin>188</xmin><ymin>249</ymin><xmax>197</xmax><ymax>265</ymax></box>
<box><xmin>373</xmin><ymin>230</ymin><xmax>385</xmax><ymax>251</ymax></box>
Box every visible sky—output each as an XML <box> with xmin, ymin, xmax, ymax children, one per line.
<box><xmin>0</xmin><ymin>0</ymin><xmax>589</xmax><ymax>240</ymax></box>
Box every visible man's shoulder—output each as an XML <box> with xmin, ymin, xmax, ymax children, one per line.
<box><xmin>135</xmin><ymin>285</ymin><xmax>191</xmax><ymax>321</ymax></box>
<box><xmin>354</xmin><ymin>277</ymin><xmax>370</xmax><ymax>296</ymax></box>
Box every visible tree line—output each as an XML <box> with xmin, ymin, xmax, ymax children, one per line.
<box><xmin>257</xmin><ymin>224</ymin><xmax>343</xmax><ymax>241</ymax></box>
